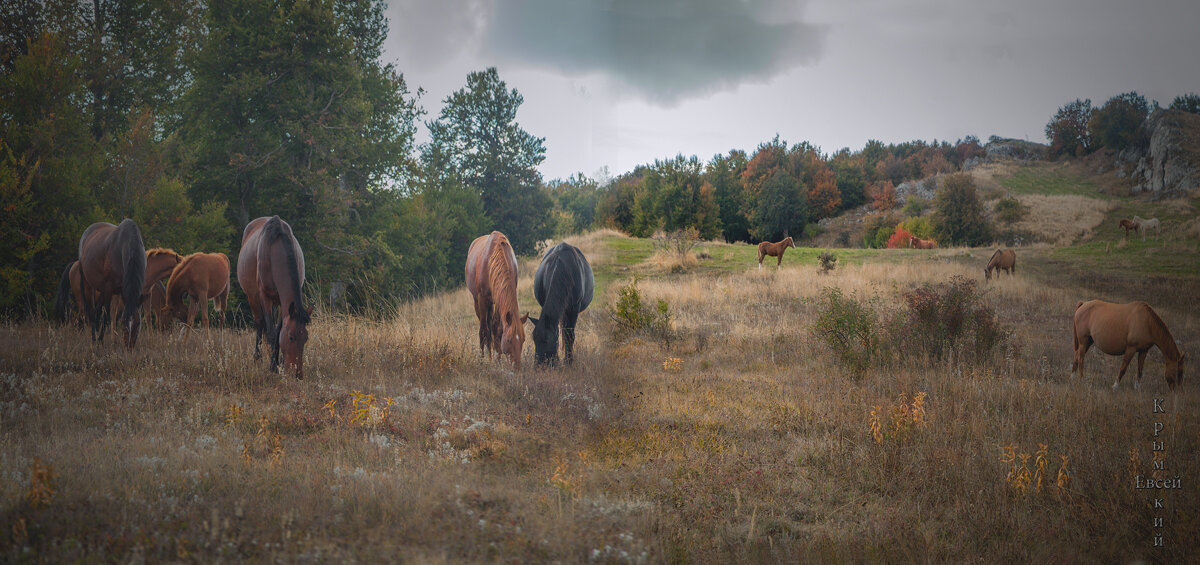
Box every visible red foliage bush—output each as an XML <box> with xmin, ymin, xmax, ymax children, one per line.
<box><xmin>886</xmin><ymin>226</ymin><xmax>914</xmax><ymax>249</ymax></box>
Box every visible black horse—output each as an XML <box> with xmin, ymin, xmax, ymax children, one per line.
<box><xmin>528</xmin><ymin>242</ymin><xmax>594</xmax><ymax>366</ymax></box>
<box><xmin>77</xmin><ymin>219</ymin><xmax>147</xmax><ymax>347</ymax></box>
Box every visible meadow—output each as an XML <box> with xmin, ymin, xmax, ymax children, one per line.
<box><xmin>3</xmin><ymin>197</ymin><xmax>1200</xmax><ymax>561</ymax></box>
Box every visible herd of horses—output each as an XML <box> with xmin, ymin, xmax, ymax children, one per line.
<box><xmin>55</xmin><ymin>216</ymin><xmax>311</xmax><ymax>378</ymax></box>
<box><xmin>52</xmin><ymin>219</ymin><xmax>1184</xmax><ymax>391</ymax></box>
<box><xmin>1118</xmin><ymin>215</ymin><xmax>1162</xmax><ymax>240</ymax></box>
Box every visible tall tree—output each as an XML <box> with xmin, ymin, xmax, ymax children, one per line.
<box><xmin>933</xmin><ymin>173</ymin><xmax>992</xmax><ymax>246</ymax></box>
<box><xmin>1045</xmin><ymin>99</ymin><xmax>1094</xmax><ymax>158</ymax></box>
<box><xmin>427</xmin><ymin>67</ymin><xmax>550</xmax><ymax>254</ymax></box>
<box><xmin>1088</xmin><ymin>92</ymin><xmax>1149</xmax><ymax>152</ymax></box>
<box><xmin>1168</xmin><ymin>93</ymin><xmax>1200</xmax><ymax>115</ymax></box>
<box><xmin>706</xmin><ymin>150</ymin><xmax>749</xmax><ymax>242</ymax></box>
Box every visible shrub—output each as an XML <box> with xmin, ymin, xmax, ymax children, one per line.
<box><xmin>818</xmin><ymin>251</ymin><xmax>837</xmax><ymax>274</ymax></box>
<box><xmin>803</xmin><ymin>223</ymin><xmax>822</xmax><ymax>240</ymax></box>
<box><xmin>899</xmin><ymin>275</ymin><xmax>1006</xmax><ymax>362</ymax></box>
<box><xmin>813</xmin><ymin>287</ymin><xmax>880</xmax><ymax>374</ymax></box>
<box><xmin>994</xmin><ymin>196</ymin><xmax>1028</xmax><ymax>226</ymax></box>
<box><xmin>902</xmin><ymin>196</ymin><xmax>930</xmax><ymax>216</ymax></box>
<box><xmin>933</xmin><ymin>173</ymin><xmax>992</xmax><ymax>246</ymax></box>
<box><xmin>886</xmin><ymin>226</ymin><xmax>914</xmax><ymax>249</ymax></box>
<box><xmin>650</xmin><ymin>227</ymin><xmax>701</xmax><ymax>257</ymax></box>
<box><xmin>836</xmin><ymin>231</ymin><xmax>850</xmax><ymax>246</ymax></box>
<box><xmin>610</xmin><ymin>277</ymin><xmax>673</xmax><ymax>346</ymax></box>
<box><xmin>862</xmin><ymin>214</ymin><xmax>898</xmax><ymax>249</ymax></box>
<box><xmin>899</xmin><ymin>216</ymin><xmax>935</xmax><ymax>239</ymax></box>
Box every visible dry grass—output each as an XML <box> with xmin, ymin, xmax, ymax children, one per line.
<box><xmin>1010</xmin><ymin>194</ymin><xmax>1116</xmax><ymax>245</ymax></box>
<box><xmin>2</xmin><ymin>231</ymin><xmax>1198</xmax><ymax>562</ymax></box>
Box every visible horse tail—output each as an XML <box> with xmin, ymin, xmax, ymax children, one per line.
<box><xmin>54</xmin><ymin>262</ymin><xmax>74</xmax><ymax>323</ymax></box>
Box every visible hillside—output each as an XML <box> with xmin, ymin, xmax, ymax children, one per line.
<box><xmin>3</xmin><ymin>201</ymin><xmax>1199</xmax><ymax>561</ymax></box>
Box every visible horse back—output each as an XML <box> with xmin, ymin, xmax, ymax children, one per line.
<box><xmin>535</xmin><ymin>243</ymin><xmax>594</xmax><ymax>312</ymax></box>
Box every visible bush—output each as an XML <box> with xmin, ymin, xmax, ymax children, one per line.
<box><xmin>899</xmin><ymin>275</ymin><xmax>1006</xmax><ymax>362</ymax></box>
<box><xmin>650</xmin><ymin>227</ymin><xmax>700</xmax><ymax>257</ymax></box>
<box><xmin>862</xmin><ymin>214</ymin><xmax>899</xmax><ymax>249</ymax></box>
<box><xmin>993</xmin><ymin>197</ymin><xmax>1028</xmax><ymax>226</ymax></box>
<box><xmin>803</xmin><ymin>223</ymin><xmax>822</xmax><ymax>240</ymax></box>
<box><xmin>933</xmin><ymin>173</ymin><xmax>992</xmax><ymax>246</ymax></box>
<box><xmin>610</xmin><ymin>277</ymin><xmax>673</xmax><ymax>346</ymax></box>
<box><xmin>813</xmin><ymin>287</ymin><xmax>879</xmax><ymax>374</ymax></box>
<box><xmin>902</xmin><ymin>196</ymin><xmax>930</xmax><ymax>216</ymax></box>
<box><xmin>899</xmin><ymin>216</ymin><xmax>935</xmax><ymax>239</ymax></box>
<box><xmin>836</xmin><ymin>231</ymin><xmax>850</xmax><ymax>246</ymax></box>
<box><xmin>818</xmin><ymin>251</ymin><xmax>837</xmax><ymax>274</ymax></box>
<box><xmin>886</xmin><ymin>226</ymin><xmax>914</xmax><ymax>249</ymax></box>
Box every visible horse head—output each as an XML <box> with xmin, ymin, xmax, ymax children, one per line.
<box><xmin>984</xmin><ymin>267</ymin><xmax>992</xmax><ymax>280</ymax></box>
<box><xmin>527</xmin><ymin>313</ymin><xmax>559</xmax><ymax>366</ymax></box>
<box><xmin>785</xmin><ymin>237</ymin><xmax>795</xmax><ymax>249</ymax></box>
<box><xmin>499</xmin><ymin>311</ymin><xmax>528</xmax><ymax>370</ymax></box>
<box><xmin>281</xmin><ymin>302</ymin><xmax>313</xmax><ymax>379</ymax></box>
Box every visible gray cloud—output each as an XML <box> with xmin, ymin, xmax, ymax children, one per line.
<box><xmin>483</xmin><ymin>0</ymin><xmax>827</xmax><ymax>104</ymax></box>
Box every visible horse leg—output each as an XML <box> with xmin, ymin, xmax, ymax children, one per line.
<box><xmin>1072</xmin><ymin>337</ymin><xmax>1091</xmax><ymax>380</ymax></box>
<box><xmin>1114</xmin><ymin>349</ymin><xmax>1136</xmax><ymax>390</ymax></box>
<box><xmin>184</xmin><ymin>299</ymin><xmax>199</xmax><ymax>342</ymax></box>
<box><xmin>215</xmin><ymin>287</ymin><xmax>228</xmax><ymax>328</ymax></box>
<box><xmin>268</xmin><ymin>307</ymin><xmax>283</xmax><ymax>373</ymax></box>
<box><xmin>562</xmin><ymin>310</ymin><xmax>579</xmax><ymax>365</ymax></box>
<box><xmin>1135</xmin><ymin>349</ymin><xmax>1148</xmax><ymax>391</ymax></box>
<box><xmin>776</xmin><ymin>253</ymin><xmax>783</xmax><ymax>268</ymax></box>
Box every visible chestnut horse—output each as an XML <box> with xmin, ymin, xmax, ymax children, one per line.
<box><xmin>1071</xmin><ymin>300</ymin><xmax>1185</xmax><ymax>391</ymax></box>
<box><xmin>1118</xmin><ymin>219</ymin><xmax>1140</xmax><ymax>238</ymax></box>
<box><xmin>166</xmin><ymin>252</ymin><xmax>231</xmax><ymax>334</ymax></box>
<box><xmin>757</xmin><ymin>236</ymin><xmax>795</xmax><ymax>269</ymax></box>
<box><xmin>984</xmin><ymin>249</ymin><xmax>1016</xmax><ymax>280</ymax></box>
<box><xmin>238</xmin><ymin>216</ymin><xmax>311</xmax><ymax>379</ymax></box>
<box><xmin>910</xmin><ymin>237</ymin><xmax>938</xmax><ymax>249</ymax></box>
<box><xmin>466</xmin><ymin>231</ymin><xmax>527</xmax><ymax>369</ymax></box>
<box><xmin>528</xmin><ymin>242</ymin><xmax>594</xmax><ymax>366</ymax></box>
<box><xmin>57</xmin><ymin>248</ymin><xmax>181</xmax><ymax>330</ymax></box>
<box><xmin>54</xmin><ymin>261</ymin><xmax>87</xmax><ymax>326</ymax></box>
<box><xmin>77</xmin><ymin>219</ymin><xmax>146</xmax><ymax>347</ymax></box>
<box><xmin>109</xmin><ymin>248</ymin><xmax>182</xmax><ymax>330</ymax></box>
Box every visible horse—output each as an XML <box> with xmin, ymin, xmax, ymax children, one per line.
<box><xmin>466</xmin><ymin>231</ymin><xmax>527</xmax><ymax>369</ymax></box>
<box><xmin>166</xmin><ymin>252</ymin><xmax>231</xmax><ymax>334</ymax></box>
<box><xmin>1133</xmin><ymin>216</ymin><xmax>1161</xmax><ymax>241</ymax></box>
<box><xmin>54</xmin><ymin>261</ymin><xmax>88</xmax><ymax>326</ymax></box>
<box><xmin>108</xmin><ymin>248</ymin><xmax>182</xmax><ymax>330</ymax></box>
<box><xmin>1071</xmin><ymin>300</ymin><xmax>1185</xmax><ymax>391</ymax></box>
<box><xmin>757</xmin><ymin>236</ymin><xmax>795</xmax><ymax>269</ymax></box>
<box><xmin>237</xmin><ymin>216</ymin><xmax>311</xmax><ymax>379</ymax></box>
<box><xmin>1118</xmin><ymin>219</ymin><xmax>1140</xmax><ymax>238</ymax></box>
<box><xmin>910</xmin><ymin>237</ymin><xmax>938</xmax><ymax>249</ymax></box>
<box><xmin>984</xmin><ymin>249</ymin><xmax>1016</xmax><ymax>280</ymax></box>
<box><xmin>527</xmin><ymin>242</ymin><xmax>594</xmax><ymax>366</ymax></box>
<box><xmin>148</xmin><ymin>281</ymin><xmax>169</xmax><ymax>330</ymax></box>
<box><xmin>76</xmin><ymin>219</ymin><xmax>146</xmax><ymax>347</ymax></box>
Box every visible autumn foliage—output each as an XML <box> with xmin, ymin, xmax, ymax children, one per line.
<box><xmin>887</xmin><ymin>226</ymin><xmax>914</xmax><ymax>249</ymax></box>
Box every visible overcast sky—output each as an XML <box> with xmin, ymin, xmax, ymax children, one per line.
<box><xmin>383</xmin><ymin>0</ymin><xmax>1200</xmax><ymax>181</ymax></box>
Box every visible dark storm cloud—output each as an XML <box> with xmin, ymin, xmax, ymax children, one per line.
<box><xmin>484</xmin><ymin>0</ymin><xmax>827</xmax><ymax>104</ymax></box>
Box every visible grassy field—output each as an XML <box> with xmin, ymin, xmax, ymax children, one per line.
<box><xmin>3</xmin><ymin>171</ymin><xmax>1200</xmax><ymax>562</ymax></box>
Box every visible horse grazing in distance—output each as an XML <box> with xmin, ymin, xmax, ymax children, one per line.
<box><xmin>1133</xmin><ymin>216</ymin><xmax>1161</xmax><ymax>241</ymax></box>
<box><xmin>1118</xmin><ymin>219</ymin><xmax>1140</xmax><ymax>238</ymax></box>
<box><xmin>1071</xmin><ymin>300</ymin><xmax>1185</xmax><ymax>391</ymax></box>
<box><xmin>984</xmin><ymin>249</ymin><xmax>1016</xmax><ymax>280</ymax></box>
<box><xmin>528</xmin><ymin>242</ymin><xmax>594</xmax><ymax>366</ymax></box>
<box><xmin>757</xmin><ymin>236</ymin><xmax>795</xmax><ymax>269</ymax></box>
<box><xmin>466</xmin><ymin>231</ymin><xmax>527</xmax><ymax>369</ymax></box>
<box><xmin>167</xmin><ymin>252</ymin><xmax>231</xmax><ymax>334</ymax></box>
<box><xmin>77</xmin><ymin>219</ymin><xmax>146</xmax><ymax>347</ymax></box>
<box><xmin>910</xmin><ymin>236</ymin><xmax>938</xmax><ymax>249</ymax></box>
<box><xmin>238</xmin><ymin>216</ymin><xmax>311</xmax><ymax>379</ymax></box>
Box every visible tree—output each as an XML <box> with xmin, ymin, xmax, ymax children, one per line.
<box><xmin>741</xmin><ymin>138</ymin><xmax>807</xmax><ymax>241</ymax></box>
<box><xmin>1088</xmin><ymin>92</ymin><xmax>1149</xmax><ymax>151</ymax></box>
<box><xmin>809</xmin><ymin>166</ymin><xmax>841</xmax><ymax>219</ymax></box>
<box><xmin>1045</xmin><ymin>99</ymin><xmax>1093</xmax><ymax>158</ymax></box>
<box><xmin>707</xmin><ymin>150</ymin><xmax>750</xmax><ymax>242</ymax></box>
<box><xmin>1169</xmin><ymin>93</ymin><xmax>1200</xmax><ymax>115</ymax></box>
<box><xmin>427</xmin><ymin>67</ymin><xmax>550</xmax><ymax>254</ymax></box>
<box><xmin>933</xmin><ymin>173</ymin><xmax>992</xmax><ymax>246</ymax></box>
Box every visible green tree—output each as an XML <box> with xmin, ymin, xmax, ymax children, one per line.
<box><xmin>1088</xmin><ymin>92</ymin><xmax>1149</xmax><ymax>151</ymax></box>
<box><xmin>706</xmin><ymin>150</ymin><xmax>750</xmax><ymax>242</ymax></box>
<box><xmin>741</xmin><ymin>138</ymin><xmax>808</xmax><ymax>241</ymax></box>
<box><xmin>933</xmin><ymin>173</ymin><xmax>992</xmax><ymax>246</ymax></box>
<box><xmin>427</xmin><ymin>67</ymin><xmax>550</xmax><ymax>254</ymax></box>
<box><xmin>1169</xmin><ymin>93</ymin><xmax>1200</xmax><ymax>114</ymax></box>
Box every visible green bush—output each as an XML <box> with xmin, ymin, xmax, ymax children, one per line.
<box><xmin>993</xmin><ymin>196</ymin><xmax>1028</xmax><ymax>226</ymax></box>
<box><xmin>813</xmin><ymin>287</ymin><xmax>879</xmax><ymax>374</ymax></box>
<box><xmin>933</xmin><ymin>173</ymin><xmax>993</xmax><ymax>246</ymax></box>
<box><xmin>818</xmin><ymin>251</ymin><xmax>837</xmax><ymax>274</ymax></box>
<box><xmin>902</xmin><ymin>196</ymin><xmax>930</xmax><ymax>217</ymax></box>
<box><xmin>610</xmin><ymin>277</ymin><xmax>673</xmax><ymax>346</ymax></box>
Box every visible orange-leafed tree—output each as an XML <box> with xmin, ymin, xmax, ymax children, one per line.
<box><xmin>868</xmin><ymin>180</ymin><xmax>897</xmax><ymax>211</ymax></box>
<box><xmin>809</xmin><ymin>166</ymin><xmax>841</xmax><ymax>218</ymax></box>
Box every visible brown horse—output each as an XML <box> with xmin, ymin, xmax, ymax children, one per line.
<box><xmin>910</xmin><ymin>237</ymin><xmax>938</xmax><ymax>249</ymax></box>
<box><xmin>148</xmin><ymin>281</ymin><xmax>169</xmax><ymax>330</ymax></box>
<box><xmin>757</xmin><ymin>236</ymin><xmax>795</xmax><ymax>269</ymax></box>
<box><xmin>238</xmin><ymin>216</ymin><xmax>311</xmax><ymax>379</ymax></box>
<box><xmin>108</xmin><ymin>248</ymin><xmax>182</xmax><ymax>330</ymax></box>
<box><xmin>77</xmin><ymin>219</ymin><xmax>146</xmax><ymax>347</ymax></box>
<box><xmin>984</xmin><ymin>249</ymin><xmax>1016</xmax><ymax>280</ymax></box>
<box><xmin>1071</xmin><ymin>300</ymin><xmax>1185</xmax><ymax>391</ymax></box>
<box><xmin>1118</xmin><ymin>219</ymin><xmax>1140</xmax><ymax>238</ymax></box>
<box><xmin>54</xmin><ymin>261</ymin><xmax>88</xmax><ymax>326</ymax></box>
<box><xmin>166</xmin><ymin>252</ymin><xmax>231</xmax><ymax>333</ymax></box>
<box><xmin>466</xmin><ymin>231</ymin><xmax>527</xmax><ymax>369</ymax></box>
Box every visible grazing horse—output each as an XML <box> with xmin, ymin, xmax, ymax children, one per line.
<box><xmin>148</xmin><ymin>281</ymin><xmax>169</xmax><ymax>330</ymax></box>
<box><xmin>984</xmin><ymin>249</ymin><xmax>1016</xmax><ymax>280</ymax></box>
<box><xmin>1133</xmin><ymin>216</ymin><xmax>1161</xmax><ymax>241</ymax></box>
<box><xmin>108</xmin><ymin>248</ymin><xmax>183</xmax><ymax>330</ymax></box>
<box><xmin>1071</xmin><ymin>300</ymin><xmax>1185</xmax><ymax>391</ymax></box>
<box><xmin>54</xmin><ymin>261</ymin><xmax>88</xmax><ymax>326</ymax></box>
<box><xmin>528</xmin><ymin>242</ymin><xmax>594</xmax><ymax>366</ymax></box>
<box><xmin>466</xmin><ymin>231</ymin><xmax>527</xmax><ymax>369</ymax></box>
<box><xmin>1118</xmin><ymin>219</ymin><xmax>1140</xmax><ymax>238</ymax></box>
<box><xmin>238</xmin><ymin>216</ymin><xmax>312</xmax><ymax>379</ymax></box>
<box><xmin>167</xmin><ymin>252</ymin><xmax>231</xmax><ymax>334</ymax></box>
<box><xmin>77</xmin><ymin>219</ymin><xmax>146</xmax><ymax>347</ymax></box>
<box><xmin>910</xmin><ymin>236</ymin><xmax>938</xmax><ymax>249</ymax></box>
<box><xmin>757</xmin><ymin>236</ymin><xmax>795</xmax><ymax>269</ymax></box>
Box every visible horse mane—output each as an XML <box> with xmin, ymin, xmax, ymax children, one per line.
<box><xmin>146</xmin><ymin>247</ymin><xmax>179</xmax><ymax>260</ymax></box>
<box><xmin>1142</xmin><ymin>304</ymin><xmax>1182</xmax><ymax>362</ymax></box>
<box><xmin>487</xmin><ymin>233</ymin><xmax>518</xmax><ymax>327</ymax></box>
<box><xmin>263</xmin><ymin>216</ymin><xmax>309</xmax><ymax>324</ymax></box>
<box><xmin>987</xmin><ymin>249</ymin><xmax>1001</xmax><ymax>266</ymax></box>
<box><xmin>54</xmin><ymin>262</ymin><xmax>74</xmax><ymax>322</ymax></box>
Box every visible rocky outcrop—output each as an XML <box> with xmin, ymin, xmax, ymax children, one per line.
<box><xmin>983</xmin><ymin>138</ymin><xmax>1048</xmax><ymax>162</ymax></box>
<box><xmin>1121</xmin><ymin>109</ymin><xmax>1200</xmax><ymax>196</ymax></box>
